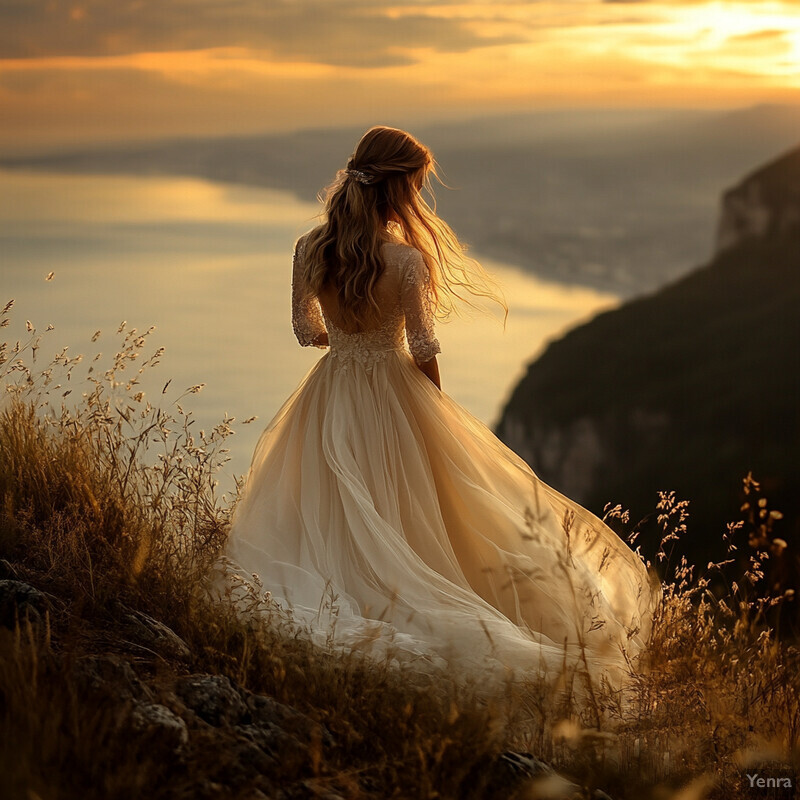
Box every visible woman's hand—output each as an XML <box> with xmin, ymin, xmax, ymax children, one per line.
<box><xmin>416</xmin><ymin>355</ymin><xmax>441</xmax><ymax>390</ymax></box>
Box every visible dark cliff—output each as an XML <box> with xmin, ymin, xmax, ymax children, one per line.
<box><xmin>715</xmin><ymin>145</ymin><xmax>800</xmax><ymax>253</ymax></box>
<box><xmin>496</xmin><ymin>145</ymin><xmax>800</xmax><ymax>557</ymax></box>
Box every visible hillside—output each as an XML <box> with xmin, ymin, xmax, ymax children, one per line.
<box><xmin>2</xmin><ymin>291</ymin><xmax>799</xmax><ymax>798</ymax></box>
<box><xmin>496</xmin><ymin>144</ymin><xmax>800</xmax><ymax>562</ymax></box>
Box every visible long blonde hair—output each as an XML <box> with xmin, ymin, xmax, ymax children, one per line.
<box><xmin>302</xmin><ymin>125</ymin><xmax>506</xmax><ymax>329</ymax></box>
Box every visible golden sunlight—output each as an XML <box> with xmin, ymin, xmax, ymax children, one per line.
<box><xmin>674</xmin><ymin>2</ymin><xmax>800</xmax><ymax>80</ymax></box>
<box><xmin>1</xmin><ymin>0</ymin><xmax>799</xmax><ymax>150</ymax></box>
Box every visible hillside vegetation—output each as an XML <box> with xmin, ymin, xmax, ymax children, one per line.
<box><xmin>1</xmin><ymin>301</ymin><xmax>799</xmax><ymax>798</ymax></box>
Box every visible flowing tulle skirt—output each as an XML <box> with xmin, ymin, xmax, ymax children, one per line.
<box><xmin>222</xmin><ymin>348</ymin><xmax>661</xmax><ymax>699</ymax></box>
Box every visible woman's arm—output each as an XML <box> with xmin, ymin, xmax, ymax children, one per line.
<box><xmin>416</xmin><ymin>355</ymin><xmax>441</xmax><ymax>390</ymax></box>
<box><xmin>291</xmin><ymin>235</ymin><xmax>328</xmax><ymax>348</ymax></box>
<box><xmin>400</xmin><ymin>248</ymin><xmax>442</xmax><ymax>389</ymax></box>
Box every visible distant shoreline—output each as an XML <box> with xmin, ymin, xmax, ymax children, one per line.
<box><xmin>6</xmin><ymin>105</ymin><xmax>800</xmax><ymax>299</ymax></box>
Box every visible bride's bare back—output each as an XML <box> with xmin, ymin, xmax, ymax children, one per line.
<box><xmin>292</xmin><ymin>235</ymin><xmax>441</xmax><ymax>368</ymax></box>
<box><xmin>316</xmin><ymin>244</ymin><xmax>405</xmax><ymax>335</ymax></box>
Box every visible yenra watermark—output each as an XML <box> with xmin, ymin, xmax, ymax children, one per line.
<box><xmin>746</xmin><ymin>773</ymin><xmax>793</xmax><ymax>789</ymax></box>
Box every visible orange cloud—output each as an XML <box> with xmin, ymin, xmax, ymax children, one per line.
<box><xmin>0</xmin><ymin>0</ymin><xmax>523</xmax><ymax>67</ymax></box>
<box><xmin>1</xmin><ymin>0</ymin><xmax>798</xmax><ymax>153</ymax></box>
<box><xmin>728</xmin><ymin>27</ymin><xmax>790</xmax><ymax>42</ymax></box>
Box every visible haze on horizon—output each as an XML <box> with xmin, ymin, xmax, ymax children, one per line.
<box><xmin>2</xmin><ymin>0</ymin><xmax>799</xmax><ymax>154</ymax></box>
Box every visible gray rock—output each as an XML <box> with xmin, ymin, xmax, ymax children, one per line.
<box><xmin>175</xmin><ymin>674</ymin><xmax>248</xmax><ymax>727</ymax></box>
<box><xmin>0</xmin><ymin>579</ymin><xmax>47</xmax><ymax>629</ymax></box>
<box><xmin>235</xmin><ymin>722</ymin><xmax>304</xmax><ymax>765</ymax></box>
<box><xmin>131</xmin><ymin>702</ymin><xmax>189</xmax><ymax>752</ymax></box>
<box><xmin>228</xmin><ymin>737</ymin><xmax>276</xmax><ymax>777</ymax></box>
<box><xmin>277</xmin><ymin>783</ymin><xmax>346</xmax><ymax>800</ymax></box>
<box><xmin>492</xmin><ymin>753</ymin><xmax>619</xmax><ymax>800</ymax></box>
<box><xmin>247</xmin><ymin>692</ymin><xmax>334</xmax><ymax>747</ymax></box>
<box><xmin>72</xmin><ymin>655</ymin><xmax>150</xmax><ymax>701</ymax></box>
<box><xmin>465</xmin><ymin>750</ymin><xmax>594</xmax><ymax>800</ymax></box>
<box><xmin>121</xmin><ymin>609</ymin><xmax>192</xmax><ymax>662</ymax></box>
<box><xmin>497</xmin><ymin>751</ymin><xmax>556</xmax><ymax>779</ymax></box>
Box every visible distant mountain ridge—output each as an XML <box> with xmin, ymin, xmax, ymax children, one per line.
<box><xmin>3</xmin><ymin>104</ymin><xmax>800</xmax><ymax>297</ymax></box>
<box><xmin>496</xmin><ymin>143</ymin><xmax>800</xmax><ymax>558</ymax></box>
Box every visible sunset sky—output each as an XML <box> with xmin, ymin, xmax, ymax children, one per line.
<box><xmin>2</xmin><ymin>0</ymin><xmax>799</xmax><ymax>153</ymax></box>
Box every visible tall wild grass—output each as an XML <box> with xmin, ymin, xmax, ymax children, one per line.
<box><xmin>0</xmin><ymin>298</ymin><xmax>797</xmax><ymax>799</ymax></box>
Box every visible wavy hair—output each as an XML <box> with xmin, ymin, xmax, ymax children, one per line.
<box><xmin>301</xmin><ymin>125</ymin><xmax>506</xmax><ymax>330</ymax></box>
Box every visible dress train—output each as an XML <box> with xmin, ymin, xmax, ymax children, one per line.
<box><xmin>219</xmin><ymin>235</ymin><xmax>661</xmax><ymax>701</ymax></box>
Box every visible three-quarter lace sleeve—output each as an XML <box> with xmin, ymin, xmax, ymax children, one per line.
<box><xmin>291</xmin><ymin>235</ymin><xmax>327</xmax><ymax>348</ymax></box>
<box><xmin>400</xmin><ymin>247</ymin><xmax>441</xmax><ymax>364</ymax></box>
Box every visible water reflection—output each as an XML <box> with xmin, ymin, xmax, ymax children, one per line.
<box><xmin>1</xmin><ymin>169</ymin><xmax>618</xmax><ymax>486</ymax></box>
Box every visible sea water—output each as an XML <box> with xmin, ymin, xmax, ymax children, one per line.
<box><xmin>0</xmin><ymin>168</ymin><xmax>617</xmax><ymax>486</ymax></box>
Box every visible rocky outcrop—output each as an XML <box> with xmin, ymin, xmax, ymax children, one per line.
<box><xmin>500</xmin><ymin>416</ymin><xmax>607</xmax><ymax>505</ymax></box>
<box><xmin>500</xmin><ymin>409</ymin><xmax>671</xmax><ymax>507</ymax></box>
<box><xmin>47</xmin><ymin>637</ymin><xmax>338</xmax><ymax>797</ymax></box>
<box><xmin>119</xmin><ymin>607</ymin><xmax>192</xmax><ymax>662</ymax></box>
<box><xmin>715</xmin><ymin>146</ymin><xmax>800</xmax><ymax>254</ymax></box>
<box><xmin>130</xmin><ymin>702</ymin><xmax>190</xmax><ymax>753</ymax></box>
<box><xmin>496</xmin><ymin>145</ymin><xmax>800</xmax><ymax>556</ymax></box>
<box><xmin>0</xmin><ymin>579</ymin><xmax>49</xmax><ymax>629</ymax></box>
<box><xmin>2</xmin><ymin>577</ymin><xmax>616</xmax><ymax>800</ymax></box>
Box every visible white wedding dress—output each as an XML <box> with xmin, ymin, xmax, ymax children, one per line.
<box><xmin>223</xmin><ymin>233</ymin><xmax>661</xmax><ymax>699</ymax></box>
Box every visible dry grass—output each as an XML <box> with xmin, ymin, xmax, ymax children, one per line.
<box><xmin>0</xmin><ymin>299</ymin><xmax>798</xmax><ymax>799</ymax></box>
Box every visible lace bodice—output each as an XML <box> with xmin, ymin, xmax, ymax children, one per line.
<box><xmin>291</xmin><ymin>233</ymin><xmax>441</xmax><ymax>370</ymax></box>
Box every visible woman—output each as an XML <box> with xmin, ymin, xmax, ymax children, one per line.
<box><xmin>224</xmin><ymin>126</ymin><xmax>661</xmax><ymax>698</ymax></box>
